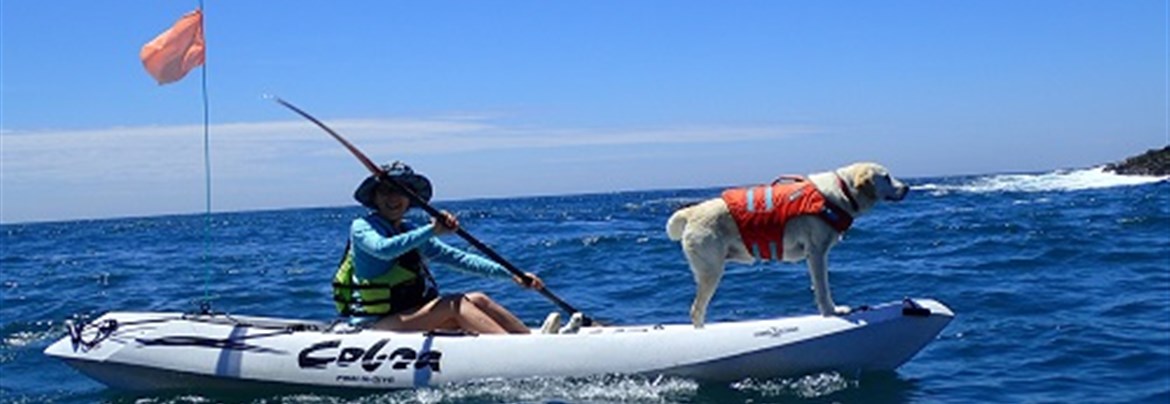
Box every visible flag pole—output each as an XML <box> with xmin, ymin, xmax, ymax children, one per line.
<box><xmin>198</xmin><ymin>0</ymin><xmax>214</xmax><ymax>311</ymax></box>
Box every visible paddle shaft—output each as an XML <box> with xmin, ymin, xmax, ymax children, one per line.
<box><xmin>271</xmin><ymin>97</ymin><xmax>594</xmax><ymax>325</ymax></box>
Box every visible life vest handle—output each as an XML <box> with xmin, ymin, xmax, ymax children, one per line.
<box><xmin>771</xmin><ymin>175</ymin><xmax>807</xmax><ymax>185</ymax></box>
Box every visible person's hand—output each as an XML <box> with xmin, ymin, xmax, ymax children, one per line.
<box><xmin>432</xmin><ymin>211</ymin><xmax>459</xmax><ymax>235</ymax></box>
<box><xmin>514</xmin><ymin>272</ymin><xmax>544</xmax><ymax>290</ymax></box>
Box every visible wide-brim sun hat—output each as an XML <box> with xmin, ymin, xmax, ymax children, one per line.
<box><xmin>354</xmin><ymin>161</ymin><xmax>433</xmax><ymax>210</ymax></box>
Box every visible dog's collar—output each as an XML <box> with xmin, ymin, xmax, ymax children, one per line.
<box><xmin>834</xmin><ymin>174</ymin><xmax>861</xmax><ymax>213</ymax></box>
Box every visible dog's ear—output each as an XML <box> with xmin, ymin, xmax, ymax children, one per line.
<box><xmin>853</xmin><ymin>166</ymin><xmax>878</xmax><ymax>200</ymax></box>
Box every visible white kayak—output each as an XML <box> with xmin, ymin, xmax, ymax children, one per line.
<box><xmin>44</xmin><ymin>298</ymin><xmax>952</xmax><ymax>391</ymax></box>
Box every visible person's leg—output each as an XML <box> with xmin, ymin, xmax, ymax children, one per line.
<box><xmin>374</xmin><ymin>294</ymin><xmax>508</xmax><ymax>334</ymax></box>
<box><xmin>465</xmin><ymin>292</ymin><xmax>531</xmax><ymax>334</ymax></box>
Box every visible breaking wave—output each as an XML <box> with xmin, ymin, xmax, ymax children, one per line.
<box><xmin>916</xmin><ymin>167</ymin><xmax>1168</xmax><ymax>195</ymax></box>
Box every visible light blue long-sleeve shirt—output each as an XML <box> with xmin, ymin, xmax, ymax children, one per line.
<box><xmin>349</xmin><ymin>213</ymin><xmax>509</xmax><ymax>282</ymax></box>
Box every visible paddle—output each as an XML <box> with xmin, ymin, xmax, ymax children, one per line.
<box><xmin>270</xmin><ymin>96</ymin><xmax>598</xmax><ymax>326</ymax></box>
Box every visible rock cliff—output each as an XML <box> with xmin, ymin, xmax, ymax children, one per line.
<box><xmin>1103</xmin><ymin>146</ymin><xmax>1170</xmax><ymax>176</ymax></box>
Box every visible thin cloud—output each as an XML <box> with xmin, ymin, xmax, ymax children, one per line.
<box><xmin>2</xmin><ymin>117</ymin><xmax>821</xmax><ymax>182</ymax></box>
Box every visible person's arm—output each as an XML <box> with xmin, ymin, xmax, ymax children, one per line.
<box><xmin>419</xmin><ymin>238</ymin><xmax>510</xmax><ymax>279</ymax></box>
<box><xmin>351</xmin><ymin>218</ymin><xmax>436</xmax><ymax>277</ymax></box>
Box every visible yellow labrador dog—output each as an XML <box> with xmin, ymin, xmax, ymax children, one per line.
<box><xmin>666</xmin><ymin>162</ymin><xmax>909</xmax><ymax>328</ymax></box>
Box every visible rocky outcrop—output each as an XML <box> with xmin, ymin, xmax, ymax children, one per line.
<box><xmin>1103</xmin><ymin>146</ymin><xmax>1170</xmax><ymax>176</ymax></box>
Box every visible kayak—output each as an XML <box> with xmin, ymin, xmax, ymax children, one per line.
<box><xmin>44</xmin><ymin>298</ymin><xmax>952</xmax><ymax>391</ymax></box>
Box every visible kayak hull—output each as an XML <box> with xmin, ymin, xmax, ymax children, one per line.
<box><xmin>45</xmin><ymin>298</ymin><xmax>953</xmax><ymax>391</ymax></box>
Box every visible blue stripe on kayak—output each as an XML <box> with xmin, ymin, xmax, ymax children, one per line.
<box><xmin>751</xmin><ymin>244</ymin><xmax>761</xmax><ymax>260</ymax></box>
<box><xmin>414</xmin><ymin>335</ymin><xmax>436</xmax><ymax>387</ymax></box>
<box><xmin>769</xmin><ymin>242</ymin><xmax>779</xmax><ymax>260</ymax></box>
<box><xmin>214</xmin><ymin>325</ymin><xmax>247</xmax><ymax>378</ymax></box>
<box><xmin>764</xmin><ymin>185</ymin><xmax>774</xmax><ymax>211</ymax></box>
<box><xmin>746</xmin><ymin>187</ymin><xmax>756</xmax><ymax>212</ymax></box>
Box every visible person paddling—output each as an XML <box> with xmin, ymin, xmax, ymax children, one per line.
<box><xmin>333</xmin><ymin>161</ymin><xmax>544</xmax><ymax>334</ymax></box>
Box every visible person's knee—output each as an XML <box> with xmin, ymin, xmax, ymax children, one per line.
<box><xmin>464</xmin><ymin>292</ymin><xmax>494</xmax><ymax>307</ymax></box>
<box><xmin>436</xmin><ymin>295</ymin><xmax>464</xmax><ymax>313</ymax></box>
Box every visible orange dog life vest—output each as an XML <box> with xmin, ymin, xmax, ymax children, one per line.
<box><xmin>721</xmin><ymin>177</ymin><xmax>854</xmax><ymax>261</ymax></box>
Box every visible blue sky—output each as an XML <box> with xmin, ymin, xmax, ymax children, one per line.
<box><xmin>2</xmin><ymin>1</ymin><xmax>1167</xmax><ymax>223</ymax></box>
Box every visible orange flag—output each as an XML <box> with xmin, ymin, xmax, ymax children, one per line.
<box><xmin>140</xmin><ymin>9</ymin><xmax>205</xmax><ymax>85</ymax></box>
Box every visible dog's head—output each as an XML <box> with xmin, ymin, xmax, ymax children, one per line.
<box><xmin>842</xmin><ymin>162</ymin><xmax>909</xmax><ymax>209</ymax></box>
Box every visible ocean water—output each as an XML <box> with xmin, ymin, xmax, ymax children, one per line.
<box><xmin>2</xmin><ymin>168</ymin><xmax>1168</xmax><ymax>403</ymax></box>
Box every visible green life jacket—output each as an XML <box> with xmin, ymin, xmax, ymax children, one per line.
<box><xmin>332</xmin><ymin>241</ymin><xmax>438</xmax><ymax>316</ymax></box>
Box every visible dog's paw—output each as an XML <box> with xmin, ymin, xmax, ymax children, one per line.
<box><xmin>540</xmin><ymin>311</ymin><xmax>562</xmax><ymax>334</ymax></box>
<box><xmin>558</xmin><ymin>312</ymin><xmax>584</xmax><ymax>334</ymax></box>
<box><xmin>819</xmin><ymin>304</ymin><xmax>851</xmax><ymax>316</ymax></box>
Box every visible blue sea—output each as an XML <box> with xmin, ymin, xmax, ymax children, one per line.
<box><xmin>2</xmin><ymin>168</ymin><xmax>1168</xmax><ymax>403</ymax></box>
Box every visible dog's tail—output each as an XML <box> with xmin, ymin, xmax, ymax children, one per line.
<box><xmin>666</xmin><ymin>209</ymin><xmax>690</xmax><ymax>241</ymax></box>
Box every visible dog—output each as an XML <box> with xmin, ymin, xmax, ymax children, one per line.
<box><xmin>666</xmin><ymin>162</ymin><xmax>909</xmax><ymax>328</ymax></box>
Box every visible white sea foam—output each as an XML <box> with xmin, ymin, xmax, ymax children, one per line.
<box><xmin>916</xmin><ymin>167</ymin><xmax>1168</xmax><ymax>195</ymax></box>
<box><xmin>282</xmin><ymin>375</ymin><xmax>701</xmax><ymax>403</ymax></box>
<box><xmin>731</xmin><ymin>372</ymin><xmax>855</xmax><ymax>398</ymax></box>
